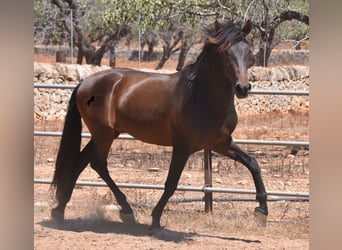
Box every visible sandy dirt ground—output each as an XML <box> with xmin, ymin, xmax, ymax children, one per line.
<box><xmin>34</xmin><ymin>111</ymin><xmax>309</xmax><ymax>249</ymax></box>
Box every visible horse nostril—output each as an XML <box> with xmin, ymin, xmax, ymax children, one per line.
<box><xmin>236</xmin><ymin>83</ymin><xmax>250</xmax><ymax>98</ymax></box>
<box><xmin>236</xmin><ymin>83</ymin><xmax>248</xmax><ymax>92</ymax></box>
<box><xmin>236</xmin><ymin>84</ymin><xmax>242</xmax><ymax>92</ymax></box>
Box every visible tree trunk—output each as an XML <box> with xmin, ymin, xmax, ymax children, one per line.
<box><xmin>155</xmin><ymin>40</ymin><xmax>171</xmax><ymax>70</ymax></box>
<box><xmin>83</xmin><ymin>49</ymin><xmax>93</xmax><ymax>64</ymax></box>
<box><xmin>176</xmin><ymin>39</ymin><xmax>189</xmax><ymax>71</ymax></box>
<box><xmin>78</xmin><ymin>42</ymin><xmax>107</xmax><ymax>66</ymax></box>
<box><xmin>108</xmin><ymin>41</ymin><xmax>116</xmax><ymax>67</ymax></box>
<box><xmin>91</xmin><ymin>44</ymin><xmax>106</xmax><ymax>66</ymax></box>
<box><xmin>254</xmin><ymin>47</ymin><xmax>272</xmax><ymax>67</ymax></box>
<box><xmin>253</xmin><ymin>8</ymin><xmax>309</xmax><ymax>67</ymax></box>
<box><xmin>155</xmin><ymin>54</ymin><xmax>170</xmax><ymax>70</ymax></box>
<box><xmin>155</xmin><ymin>31</ymin><xmax>182</xmax><ymax>70</ymax></box>
<box><xmin>56</xmin><ymin>51</ymin><xmax>67</xmax><ymax>63</ymax></box>
<box><xmin>76</xmin><ymin>43</ymin><xmax>84</xmax><ymax>64</ymax></box>
<box><xmin>144</xmin><ymin>42</ymin><xmax>155</xmax><ymax>61</ymax></box>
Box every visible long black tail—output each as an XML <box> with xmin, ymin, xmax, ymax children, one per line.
<box><xmin>51</xmin><ymin>84</ymin><xmax>82</xmax><ymax>201</ymax></box>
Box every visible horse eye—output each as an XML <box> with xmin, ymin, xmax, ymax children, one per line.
<box><xmin>225</xmin><ymin>49</ymin><xmax>233</xmax><ymax>58</ymax></box>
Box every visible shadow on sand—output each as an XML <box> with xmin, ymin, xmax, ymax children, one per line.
<box><xmin>39</xmin><ymin>218</ymin><xmax>261</xmax><ymax>244</ymax></box>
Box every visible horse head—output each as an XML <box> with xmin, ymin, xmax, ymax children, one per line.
<box><xmin>209</xmin><ymin>20</ymin><xmax>253</xmax><ymax>98</ymax></box>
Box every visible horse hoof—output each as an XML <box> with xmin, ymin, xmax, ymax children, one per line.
<box><xmin>119</xmin><ymin>211</ymin><xmax>137</xmax><ymax>225</ymax></box>
<box><xmin>254</xmin><ymin>207</ymin><xmax>267</xmax><ymax>227</ymax></box>
<box><xmin>51</xmin><ymin>208</ymin><xmax>64</xmax><ymax>226</ymax></box>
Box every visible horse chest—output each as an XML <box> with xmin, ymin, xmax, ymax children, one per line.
<box><xmin>219</xmin><ymin>113</ymin><xmax>238</xmax><ymax>136</ymax></box>
<box><xmin>184</xmin><ymin>109</ymin><xmax>237</xmax><ymax>151</ymax></box>
<box><xmin>205</xmin><ymin>104</ymin><xmax>238</xmax><ymax>137</ymax></box>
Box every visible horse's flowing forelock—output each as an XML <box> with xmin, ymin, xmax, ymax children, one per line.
<box><xmin>205</xmin><ymin>20</ymin><xmax>246</xmax><ymax>50</ymax></box>
<box><xmin>181</xmin><ymin>20</ymin><xmax>246</xmax><ymax>97</ymax></box>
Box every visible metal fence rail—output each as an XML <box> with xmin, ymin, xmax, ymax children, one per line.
<box><xmin>34</xmin><ymin>82</ymin><xmax>310</xmax><ymax>208</ymax></box>
<box><xmin>34</xmin><ymin>178</ymin><xmax>309</xmax><ymax>198</ymax></box>
<box><xmin>34</xmin><ymin>84</ymin><xmax>309</xmax><ymax>147</ymax></box>
<box><xmin>34</xmin><ymin>130</ymin><xmax>309</xmax><ymax>147</ymax></box>
<box><xmin>34</xmin><ymin>83</ymin><xmax>309</xmax><ymax>96</ymax></box>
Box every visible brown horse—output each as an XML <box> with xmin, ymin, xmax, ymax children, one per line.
<box><xmin>51</xmin><ymin>20</ymin><xmax>268</xmax><ymax>234</ymax></box>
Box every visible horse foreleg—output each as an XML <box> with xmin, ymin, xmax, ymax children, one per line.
<box><xmin>51</xmin><ymin>140</ymin><xmax>94</xmax><ymax>224</ymax></box>
<box><xmin>149</xmin><ymin>146</ymin><xmax>190</xmax><ymax>235</ymax></box>
<box><xmin>213</xmin><ymin>138</ymin><xmax>268</xmax><ymax>227</ymax></box>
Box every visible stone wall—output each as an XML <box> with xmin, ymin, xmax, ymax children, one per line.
<box><xmin>34</xmin><ymin>62</ymin><xmax>309</xmax><ymax>120</ymax></box>
<box><xmin>236</xmin><ymin>66</ymin><xmax>309</xmax><ymax>116</ymax></box>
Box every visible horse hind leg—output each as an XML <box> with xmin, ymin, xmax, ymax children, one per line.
<box><xmin>51</xmin><ymin>140</ymin><xmax>94</xmax><ymax>225</ymax></box>
<box><xmin>90</xmin><ymin>158</ymin><xmax>136</xmax><ymax>225</ymax></box>
<box><xmin>90</xmin><ymin>135</ymin><xmax>136</xmax><ymax>225</ymax></box>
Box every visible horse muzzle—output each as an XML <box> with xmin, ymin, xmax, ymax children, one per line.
<box><xmin>235</xmin><ymin>82</ymin><xmax>251</xmax><ymax>98</ymax></box>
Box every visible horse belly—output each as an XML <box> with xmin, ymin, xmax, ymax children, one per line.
<box><xmin>117</xmin><ymin>119</ymin><xmax>173</xmax><ymax>146</ymax></box>
<box><xmin>115</xmin><ymin>96</ymin><xmax>174</xmax><ymax>146</ymax></box>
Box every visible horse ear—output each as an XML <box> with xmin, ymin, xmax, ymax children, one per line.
<box><xmin>214</xmin><ymin>20</ymin><xmax>222</xmax><ymax>32</ymax></box>
<box><xmin>242</xmin><ymin>20</ymin><xmax>253</xmax><ymax>35</ymax></box>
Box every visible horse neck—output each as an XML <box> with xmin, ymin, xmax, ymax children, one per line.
<box><xmin>190</xmin><ymin>48</ymin><xmax>236</xmax><ymax>113</ymax></box>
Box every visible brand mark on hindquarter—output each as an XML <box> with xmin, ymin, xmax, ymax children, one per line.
<box><xmin>86</xmin><ymin>96</ymin><xmax>104</xmax><ymax>107</ymax></box>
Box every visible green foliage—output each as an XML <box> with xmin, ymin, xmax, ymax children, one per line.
<box><xmin>34</xmin><ymin>0</ymin><xmax>309</xmax><ymax>67</ymax></box>
<box><xmin>34</xmin><ymin>0</ymin><xmax>309</xmax><ymax>44</ymax></box>
<box><xmin>242</xmin><ymin>0</ymin><xmax>309</xmax><ymax>40</ymax></box>
<box><xmin>34</xmin><ymin>0</ymin><xmax>67</xmax><ymax>44</ymax></box>
<box><xmin>276</xmin><ymin>20</ymin><xmax>309</xmax><ymax>41</ymax></box>
<box><xmin>275</xmin><ymin>0</ymin><xmax>309</xmax><ymax>41</ymax></box>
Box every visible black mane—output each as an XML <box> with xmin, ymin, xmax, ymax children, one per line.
<box><xmin>204</xmin><ymin>20</ymin><xmax>247</xmax><ymax>50</ymax></box>
<box><xmin>181</xmin><ymin>20</ymin><xmax>248</xmax><ymax>94</ymax></box>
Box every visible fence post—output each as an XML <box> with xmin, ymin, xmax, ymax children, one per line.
<box><xmin>204</xmin><ymin>149</ymin><xmax>213</xmax><ymax>212</ymax></box>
